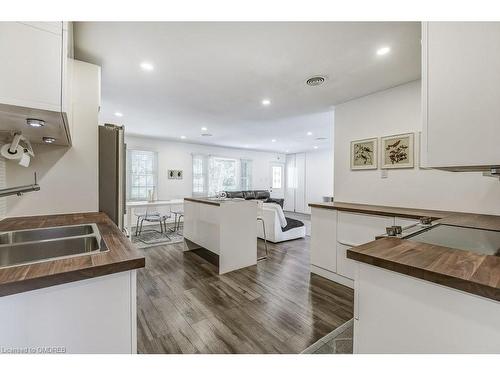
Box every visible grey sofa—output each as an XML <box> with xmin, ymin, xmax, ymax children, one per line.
<box><xmin>225</xmin><ymin>190</ymin><xmax>284</xmax><ymax>208</ymax></box>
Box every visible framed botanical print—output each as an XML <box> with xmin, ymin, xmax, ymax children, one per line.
<box><xmin>350</xmin><ymin>138</ymin><xmax>378</xmax><ymax>170</ymax></box>
<box><xmin>381</xmin><ymin>133</ymin><xmax>414</xmax><ymax>169</ymax></box>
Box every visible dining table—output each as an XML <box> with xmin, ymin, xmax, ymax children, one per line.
<box><xmin>125</xmin><ymin>199</ymin><xmax>184</xmax><ymax>235</ymax></box>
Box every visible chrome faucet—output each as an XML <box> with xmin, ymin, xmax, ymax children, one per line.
<box><xmin>0</xmin><ymin>172</ymin><xmax>40</xmax><ymax>197</ymax></box>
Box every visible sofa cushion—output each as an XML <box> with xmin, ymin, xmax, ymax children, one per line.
<box><xmin>226</xmin><ymin>191</ymin><xmax>244</xmax><ymax>199</ymax></box>
<box><xmin>242</xmin><ymin>191</ymin><xmax>256</xmax><ymax>200</ymax></box>
<box><xmin>282</xmin><ymin>217</ymin><xmax>305</xmax><ymax>232</ymax></box>
<box><xmin>255</xmin><ymin>190</ymin><xmax>270</xmax><ymax>200</ymax></box>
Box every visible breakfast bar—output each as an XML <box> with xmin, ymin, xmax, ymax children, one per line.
<box><xmin>183</xmin><ymin>197</ymin><xmax>258</xmax><ymax>274</ymax></box>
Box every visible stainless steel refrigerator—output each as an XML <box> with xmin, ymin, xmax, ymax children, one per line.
<box><xmin>98</xmin><ymin>124</ymin><xmax>126</xmax><ymax>233</ymax></box>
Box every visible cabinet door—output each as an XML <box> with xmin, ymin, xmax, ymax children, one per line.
<box><xmin>337</xmin><ymin>211</ymin><xmax>394</xmax><ymax>245</ymax></box>
<box><xmin>0</xmin><ymin>22</ymin><xmax>62</xmax><ymax>111</ymax></box>
<box><xmin>337</xmin><ymin>242</ymin><xmax>356</xmax><ymax>280</ymax></box>
<box><xmin>310</xmin><ymin>208</ymin><xmax>337</xmax><ymax>272</ymax></box>
<box><xmin>423</xmin><ymin>22</ymin><xmax>500</xmax><ymax>168</ymax></box>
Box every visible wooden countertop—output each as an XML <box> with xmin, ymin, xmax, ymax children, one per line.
<box><xmin>0</xmin><ymin>212</ymin><xmax>145</xmax><ymax>297</ymax></box>
<box><xmin>308</xmin><ymin>201</ymin><xmax>459</xmax><ymax>220</ymax></box>
<box><xmin>347</xmin><ymin>212</ymin><xmax>500</xmax><ymax>302</ymax></box>
<box><xmin>184</xmin><ymin>197</ymin><xmax>249</xmax><ymax>206</ymax></box>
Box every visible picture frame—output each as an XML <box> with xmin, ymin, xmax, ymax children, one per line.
<box><xmin>381</xmin><ymin>133</ymin><xmax>414</xmax><ymax>169</ymax></box>
<box><xmin>350</xmin><ymin>137</ymin><xmax>378</xmax><ymax>170</ymax></box>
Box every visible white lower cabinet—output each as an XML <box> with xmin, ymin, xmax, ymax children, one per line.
<box><xmin>336</xmin><ymin>242</ymin><xmax>356</xmax><ymax>280</ymax></box>
<box><xmin>0</xmin><ymin>271</ymin><xmax>137</xmax><ymax>353</ymax></box>
<box><xmin>311</xmin><ymin>208</ymin><xmax>404</xmax><ymax>287</ymax></box>
<box><xmin>310</xmin><ymin>208</ymin><xmax>337</xmax><ymax>273</ymax></box>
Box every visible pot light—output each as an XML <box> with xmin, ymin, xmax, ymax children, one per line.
<box><xmin>285</xmin><ymin>150</ymin><xmax>290</xmax><ymax>153</ymax></box>
<box><xmin>43</xmin><ymin>137</ymin><xmax>56</xmax><ymax>144</ymax></box>
<box><xmin>26</xmin><ymin>118</ymin><xmax>45</xmax><ymax>128</ymax></box>
<box><xmin>201</xmin><ymin>127</ymin><xmax>208</xmax><ymax>131</ymax></box>
<box><xmin>271</xmin><ymin>139</ymin><xmax>276</xmax><ymax>143</ymax></box>
<box><xmin>180</xmin><ymin>135</ymin><xmax>186</xmax><ymax>139</ymax></box>
<box><xmin>313</xmin><ymin>146</ymin><xmax>319</xmax><ymax>149</ymax></box>
<box><xmin>140</xmin><ymin>62</ymin><xmax>154</xmax><ymax>71</ymax></box>
<box><xmin>376</xmin><ymin>46</ymin><xmax>391</xmax><ymax>56</ymax></box>
<box><xmin>114</xmin><ymin>112</ymin><xmax>123</xmax><ymax>117</ymax></box>
<box><xmin>307</xmin><ymin>131</ymin><xmax>313</xmax><ymax>136</ymax></box>
<box><xmin>261</xmin><ymin>99</ymin><xmax>271</xmax><ymax>106</ymax></box>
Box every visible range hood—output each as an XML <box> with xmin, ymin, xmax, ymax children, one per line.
<box><xmin>0</xmin><ymin>102</ymin><xmax>71</xmax><ymax>147</ymax></box>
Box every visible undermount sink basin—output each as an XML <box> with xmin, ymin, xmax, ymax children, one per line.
<box><xmin>0</xmin><ymin>224</ymin><xmax>94</xmax><ymax>244</ymax></box>
<box><xmin>0</xmin><ymin>224</ymin><xmax>108</xmax><ymax>269</ymax></box>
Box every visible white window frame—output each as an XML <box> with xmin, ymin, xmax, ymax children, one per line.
<box><xmin>127</xmin><ymin>149</ymin><xmax>158</xmax><ymax>201</ymax></box>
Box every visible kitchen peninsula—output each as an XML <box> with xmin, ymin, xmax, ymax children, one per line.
<box><xmin>310</xmin><ymin>201</ymin><xmax>500</xmax><ymax>353</ymax></box>
<box><xmin>183</xmin><ymin>197</ymin><xmax>258</xmax><ymax>274</ymax></box>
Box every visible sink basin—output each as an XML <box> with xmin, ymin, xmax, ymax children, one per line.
<box><xmin>0</xmin><ymin>224</ymin><xmax>94</xmax><ymax>244</ymax></box>
<box><xmin>0</xmin><ymin>224</ymin><xmax>108</xmax><ymax>269</ymax></box>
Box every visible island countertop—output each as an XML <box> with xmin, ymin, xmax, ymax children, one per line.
<box><xmin>346</xmin><ymin>212</ymin><xmax>500</xmax><ymax>302</ymax></box>
<box><xmin>0</xmin><ymin>212</ymin><xmax>145</xmax><ymax>297</ymax></box>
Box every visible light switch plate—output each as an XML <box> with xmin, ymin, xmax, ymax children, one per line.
<box><xmin>381</xmin><ymin>169</ymin><xmax>388</xmax><ymax>179</ymax></box>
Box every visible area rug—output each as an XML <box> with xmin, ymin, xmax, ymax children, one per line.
<box><xmin>131</xmin><ymin>224</ymin><xmax>184</xmax><ymax>249</ymax></box>
<box><xmin>301</xmin><ymin>318</ymin><xmax>353</xmax><ymax>354</ymax></box>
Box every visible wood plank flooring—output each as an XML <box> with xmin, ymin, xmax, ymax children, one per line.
<box><xmin>137</xmin><ymin>237</ymin><xmax>354</xmax><ymax>354</ymax></box>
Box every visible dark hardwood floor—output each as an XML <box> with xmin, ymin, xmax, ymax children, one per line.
<box><xmin>137</xmin><ymin>237</ymin><xmax>354</xmax><ymax>354</ymax></box>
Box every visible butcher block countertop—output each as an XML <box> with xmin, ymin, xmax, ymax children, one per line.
<box><xmin>308</xmin><ymin>201</ymin><xmax>459</xmax><ymax>220</ymax></box>
<box><xmin>0</xmin><ymin>212</ymin><xmax>145</xmax><ymax>297</ymax></box>
<box><xmin>345</xmin><ymin>210</ymin><xmax>500</xmax><ymax>302</ymax></box>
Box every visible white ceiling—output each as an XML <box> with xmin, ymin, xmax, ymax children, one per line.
<box><xmin>74</xmin><ymin>22</ymin><xmax>421</xmax><ymax>153</ymax></box>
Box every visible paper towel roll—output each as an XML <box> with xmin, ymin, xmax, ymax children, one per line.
<box><xmin>19</xmin><ymin>152</ymin><xmax>30</xmax><ymax>167</ymax></box>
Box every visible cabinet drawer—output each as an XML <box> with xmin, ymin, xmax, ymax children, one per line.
<box><xmin>338</xmin><ymin>211</ymin><xmax>394</xmax><ymax>245</ymax></box>
<box><xmin>337</xmin><ymin>242</ymin><xmax>356</xmax><ymax>280</ymax></box>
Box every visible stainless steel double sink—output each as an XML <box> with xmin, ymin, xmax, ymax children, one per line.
<box><xmin>0</xmin><ymin>223</ymin><xmax>108</xmax><ymax>269</ymax></box>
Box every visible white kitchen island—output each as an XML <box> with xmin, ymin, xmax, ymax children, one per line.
<box><xmin>183</xmin><ymin>197</ymin><xmax>258</xmax><ymax>274</ymax></box>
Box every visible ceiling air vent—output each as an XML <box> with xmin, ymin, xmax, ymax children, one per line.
<box><xmin>315</xmin><ymin>137</ymin><xmax>328</xmax><ymax>141</ymax></box>
<box><xmin>201</xmin><ymin>133</ymin><xmax>213</xmax><ymax>137</ymax></box>
<box><xmin>306</xmin><ymin>76</ymin><xmax>326</xmax><ymax>86</ymax></box>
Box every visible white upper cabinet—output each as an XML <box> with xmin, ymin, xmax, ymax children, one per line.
<box><xmin>422</xmin><ymin>22</ymin><xmax>500</xmax><ymax>170</ymax></box>
<box><xmin>0</xmin><ymin>22</ymin><xmax>62</xmax><ymax>111</ymax></box>
<box><xmin>0</xmin><ymin>22</ymin><xmax>73</xmax><ymax>145</ymax></box>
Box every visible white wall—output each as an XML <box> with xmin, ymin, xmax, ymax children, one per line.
<box><xmin>125</xmin><ymin>135</ymin><xmax>285</xmax><ymax>200</ymax></box>
<box><xmin>334</xmin><ymin>80</ymin><xmax>500</xmax><ymax>215</ymax></box>
<box><xmin>305</xmin><ymin>149</ymin><xmax>334</xmax><ymax>213</ymax></box>
<box><xmin>5</xmin><ymin>60</ymin><xmax>100</xmax><ymax>217</ymax></box>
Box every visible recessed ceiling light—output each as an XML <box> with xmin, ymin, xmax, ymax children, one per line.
<box><xmin>307</xmin><ymin>131</ymin><xmax>313</xmax><ymax>136</ymax></box>
<box><xmin>271</xmin><ymin>139</ymin><xmax>276</xmax><ymax>143</ymax></box>
<box><xmin>43</xmin><ymin>137</ymin><xmax>56</xmax><ymax>144</ymax></box>
<box><xmin>140</xmin><ymin>62</ymin><xmax>154</xmax><ymax>71</ymax></box>
<box><xmin>201</xmin><ymin>127</ymin><xmax>208</xmax><ymax>131</ymax></box>
<box><xmin>180</xmin><ymin>135</ymin><xmax>186</xmax><ymax>139</ymax></box>
<box><xmin>26</xmin><ymin>118</ymin><xmax>45</xmax><ymax>128</ymax></box>
<box><xmin>376</xmin><ymin>46</ymin><xmax>391</xmax><ymax>56</ymax></box>
<box><xmin>262</xmin><ymin>99</ymin><xmax>271</xmax><ymax>106</ymax></box>
<box><xmin>114</xmin><ymin>112</ymin><xmax>123</xmax><ymax>117</ymax></box>
<box><xmin>244</xmin><ymin>145</ymin><xmax>249</xmax><ymax>148</ymax></box>
<box><xmin>313</xmin><ymin>146</ymin><xmax>319</xmax><ymax>149</ymax></box>
<box><xmin>285</xmin><ymin>150</ymin><xmax>290</xmax><ymax>153</ymax></box>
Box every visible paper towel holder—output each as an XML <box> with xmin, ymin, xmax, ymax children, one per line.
<box><xmin>0</xmin><ymin>132</ymin><xmax>35</xmax><ymax>167</ymax></box>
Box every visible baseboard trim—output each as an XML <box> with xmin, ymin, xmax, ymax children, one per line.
<box><xmin>310</xmin><ymin>265</ymin><xmax>354</xmax><ymax>289</ymax></box>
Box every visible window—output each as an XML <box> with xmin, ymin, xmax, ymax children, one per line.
<box><xmin>209</xmin><ymin>157</ymin><xmax>239</xmax><ymax>195</ymax></box>
<box><xmin>127</xmin><ymin>149</ymin><xmax>157</xmax><ymax>201</ymax></box>
<box><xmin>192</xmin><ymin>154</ymin><xmax>207</xmax><ymax>196</ymax></box>
<box><xmin>272</xmin><ymin>165</ymin><xmax>282</xmax><ymax>189</ymax></box>
<box><xmin>240</xmin><ymin>159</ymin><xmax>252</xmax><ymax>191</ymax></box>
<box><xmin>191</xmin><ymin>155</ymin><xmax>252</xmax><ymax>196</ymax></box>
